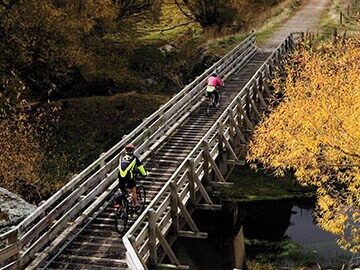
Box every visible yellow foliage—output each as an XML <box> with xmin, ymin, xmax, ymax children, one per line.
<box><xmin>0</xmin><ymin>72</ymin><xmax>44</xmax><ymax>200</ymax></box>
<box><xmin>0</xmin><ymin>69</ymin><xmax>60</xmax><ymax>203</ymax></box>
<box><xmin>247</xmin><ymin>36</ymin><xmax>360</xmax><ymax>252</ymax></box>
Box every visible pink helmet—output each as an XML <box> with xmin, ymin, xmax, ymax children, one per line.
<box><xmin>125</xmin><ymin>143</ymin><xmax>135</xmax><ymax>154</ymax></box>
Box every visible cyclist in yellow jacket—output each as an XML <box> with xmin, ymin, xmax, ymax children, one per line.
<box><xmin>118</xmin><ymin>143</ymin><xmax>147</xmax><ymax>210</ymax></box>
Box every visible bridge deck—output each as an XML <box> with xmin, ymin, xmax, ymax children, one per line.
<box><xmin>41</xmin><ymin>51</ymin><xmax>271</xmax><ymax>269</ymax></box>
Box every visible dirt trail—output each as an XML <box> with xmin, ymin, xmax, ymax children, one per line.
<box><xmin>261</xmin><ymin>0</ymin><xmax>331</xmax><ymax>50</ymax></box>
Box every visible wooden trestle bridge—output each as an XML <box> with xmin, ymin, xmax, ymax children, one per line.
<box><xmin>1</xmin><ymin>31</ymin><xmax>298</xmax><ymax>270</ymax></box>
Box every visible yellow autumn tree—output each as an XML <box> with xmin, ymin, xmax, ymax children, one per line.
<box><xmin>0</xmin><ymin>71</ymin><xmax>45</xmax><ymax>202</ymax></box>
<box><xmin>0</xmin><ymin>0</ymin><xmax>121</xmax><ymax>202</ymax></box>
<box><xmin>247</xmin><ymin>36</ymin><xmax>360</xmax><ymax>253</ymax></box>
<box><xmin>0</xmin><ymin>0</ymin><xmax>162</xmax><ymax>202</ymax></box>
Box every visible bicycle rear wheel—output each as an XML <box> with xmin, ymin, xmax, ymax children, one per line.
<box><xmin>206</xmin><ymin>102</ymin><xmax>211</xmax><ymax>116</ymax></box>
<box><xmin>136</xmin><ymin>185</ymin><xmax>146</xmax><ymax>213</ymax></box>
<box><xmin>205</xmin><ymin>96</ymin><xmax>213</xmax><ymax>116</ymax></box>
<box><xmin>218</xmin><ymin>90</ymin><xmax>222</xmax><ymax>105</ymax></box>
<box><xmin>114</xmin><ymin>200</ymin><xmax>129</xmax><ymax>234</ymax></box>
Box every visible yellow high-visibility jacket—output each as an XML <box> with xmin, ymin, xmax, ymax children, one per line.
<box><xmin>119</xmin><ymin>154</ymin><xmax>146</xmax><ymax>180</ymax></box>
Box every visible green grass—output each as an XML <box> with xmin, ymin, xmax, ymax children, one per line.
<box><xmin>221</xmin><ymin>165</ymin><xmax>315</xmax><ymax>202</ymax></box>
<box><xmin>39</xmin><ymin>92</ymin><xmax>169</xmax><ymax>197</ymax></box>
<box><xmin>55</xmin><ymin>92</ymin><xmax>168</xmax><ymax>165</ymax></box>
<box><xmin>256</xmin><ymin>0</ymin><xmax>301</xmax><ymax>46</ymax></box>
<box><xmin>318</xmin><ymin>0</ymin><xmax>360</xmax><ymax>37</ymax></box>
<box><xmin>245</xmin><ymin>239</ymin><xmax>319</xmax><ymax>269</ymax></box>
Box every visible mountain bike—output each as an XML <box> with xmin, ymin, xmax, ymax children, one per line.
<box><xmin>205</xmin><ymin>89</ymin><xmax>222</xmax><ymax>116</ymax></box>
<box><xmin>113</xmin><ymin>183</ymin><xmax>146</xmax><ymax>234</ymax></box>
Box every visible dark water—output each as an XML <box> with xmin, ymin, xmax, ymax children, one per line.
<box><xmin>241</xmin><ymin>198</ymin><xmax>353</xmax><ymax>268</ymax></box>
<box><xmin>284</xmin><ymin>205</ymin><xmax>351</xmax><ymax>266</ymax></box>
<box><xmin>172</xmin><ymin>198</ymin><xmax>354</xmax><ymax>269</ymax></box>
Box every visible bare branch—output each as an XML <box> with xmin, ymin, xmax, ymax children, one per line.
<box><xmin>173</xmin><ymin>0</ymin><xmax>194</xmax><ymax>21</ymax></box>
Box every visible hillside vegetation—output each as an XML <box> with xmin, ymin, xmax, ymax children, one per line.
<box><xmin>1</xmin><ymin>0</ymin><xmax>358</xmax><ymax>204</ymax></box>
<box><xmin>1</xmin><ymin>0</ymin><xmax>305</xmax><ymax>202</ymax></box>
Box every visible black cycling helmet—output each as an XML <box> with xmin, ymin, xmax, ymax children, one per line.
<box><xmin>211</xmin><ymin>70</ymin><xmax>218</xmax><ymax>77</ymax></box>
<box><xmin>125</xmin><ymin>143</ymin><xmax>135</xmax><ymax>155</ymax></box>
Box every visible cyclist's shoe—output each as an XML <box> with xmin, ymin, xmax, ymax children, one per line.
<box><xmin>215</xmin><ymin>102</ymin><xmax>220</xmax><ymax>108</ymax></box>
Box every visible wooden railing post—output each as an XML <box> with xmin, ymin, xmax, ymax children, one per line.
<box><xmin>148</xmin><ymin>209</ymin><xmax>157</xmax><ymax>268</ymax></box>
<box><xmin>261</xmin><ymin>69</ymin><xmax>272</xmax><ymax>97</ymax></box>
<box><xmin>217</xmin><ymin>122</ymin><xmax>224</xmax><ymax>161</ymax></box>
<box><xmin>170</xmin><ymin>181</ymin><xmax>179</xmax><ymax>234</ymax></box>
<box><xmin>237</xmin><ymin>97</ymin><xmax>254</xmax><ymax>140</ymax></box>
<box><xmin>187</xmin><ymin>159</ymin><xmax>196</xmax><ymax>205</ymax></box>
<box><xmin>99</xmin><ymin>152</ymin><xmax>107</xmax><ymax>178</ymax></box>
<box><xmin>9</xmin><ymin>230</ymin><xmax>19</xmax><ymax>269</ymax></box>
<box><xmin>202</xmin><ymin>141</ymin><xmax>210</xmax><ymax>184</ymax></box>
<box><xmin>245</xmin><ymin>88</ymin><xmax>251</xmax><ymax>120</ymax></box>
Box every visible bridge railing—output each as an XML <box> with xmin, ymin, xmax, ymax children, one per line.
<box><xmin>0</xmin><ymin>32</ymin><xmax>258</xmax><ymax>269</ymax></box>
<box><xmin>122</xmin><ymin>33</ymin><xmax>297</xmax><ymax>270</ymax></box>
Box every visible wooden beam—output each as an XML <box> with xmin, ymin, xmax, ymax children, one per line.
<box><xmin>0</xmin><ymin>244</ymin><xmax>18</xmax><ymax>266</ymax></box>
<box><xmin>194</xmin><ymin>204</ymin><xmax>222</xmax><ymax>211</ymax></box>
<box><xmin>187</xmin><ymin>160</ymin><xmax>196</xmax><ymax>206</ymax></box>
<box><xmin>189</xmin><ymin>159</ymin><xmax>216</xmax><ymax>206</ymax></box>
<box><xmin>157</xmin><ymin>263</ymin><xmax>190</xmax><ymax>270</ymax></box>
<box><xmin>202</xmin><ymin>141</ymin><xmax>210</xmax><ymax>181</ymax></box>
<box><xmin>178</xmin><ymin>201</ymin><xmax>203</xmax><ymax>235</ymax></box>
<box><xmin>261</xmin><ymin>71</ymin><xmax>272</xmax><ymax>97</ymax></box>
<box><xmin>148</xmin><ymin>209</ymin><xmax>158</xmax><ymax>267</ymax></box>
<box><xmin>209</xmin><ymin>181</ymin><xmax>234</xmax><ymax>187</ymax></box>
<box><xmin>0</xmin><ymin>261</ymin><xmax>19</xmax><ymax>270</ymax></box>
<box><xmin>249</xmin><ymin>98</ymin><xmax>261</xmax><ymax>119</ymax></box>
<box><xmin>222</xmin><ymin>160</ymin><xmax>246</xmax><ymax>166</ymax></box>
<box><xmin>208</xmin><ymin>156</ymin><xmax>226</xmax><ymax>183</ymax></box>
<box><xmin>217</xmin><ymin>122</ymin><xmax>225</xmax><ymax>159</ymax></box>
<box><xmin>170</xmin><ymin>182</ymin><xmax>179</xmax><ymax>234</ymax></box>
<box><xmin>228</xmin><ymin>110</ymin><xmax>247</xmax><ymax>144</ymax></box>
<box><xmin>155</xmin><ymin>227</ymin><xmax>189</xmax><ymax>269</ymax></box>
<box><xmin>255</xmin><ymin>84</ymin><xmax>268</xmax><ymax>109</ymax></box>
<box><xmin>178</xmin><ymin>230</ymin><xmax>207</xmax><ymax>239</ymax></box>
<box><xmin>237</xmin><ymin>97</ymin><xmax>254</xmax><ymax>130</ymax></box>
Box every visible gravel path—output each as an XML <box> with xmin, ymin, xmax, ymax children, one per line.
<box><xmin>260</xmin><ymin>0</ymin><xmax>331</xmax><ymax>50</ymax></box>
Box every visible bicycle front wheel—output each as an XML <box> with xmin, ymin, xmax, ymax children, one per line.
<box><xmin>114</xmin><ymin>201</ymin><xmax>128</xmax><ymax>234</ymax></box>
<box><xmin>136</xmin><ymin>185</ymin><xmax>146</xmax><ymax>213</ymax></box>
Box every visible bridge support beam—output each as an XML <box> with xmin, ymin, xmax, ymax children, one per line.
<box><xmin>149</xmin><ymin>209</ymin><xmax>190</xmax><ymax>270</ymax></box>
<box><xmin>202</xmin><ymin>141</ymin><xmax>234</xmax><ymax>188</ymax></box>
<box><xmin>237</xmin><ymin>97</ymin><xmax>254</xmax><ymax>133</ymax></box>
<box><xmin>170</xmin><ymin>181</ymin><xmax>208</xmax><ymax>238</ymax></box>
<box><xmin>187</xmin><ymin>159</ymin><xmax>222</xmax><ymax>211</ymax></box>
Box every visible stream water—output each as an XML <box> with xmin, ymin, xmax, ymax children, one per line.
<box><xmin>284</xmin><ymin>204</ymin><xmax>352</xmax><ymax>267</ymax></box>
<box><xmin>241</xmin><ymin>198</ymin><xmax>353</xmax><ymax>268</ymax></box>
<box><xmin>172</xmin><ymin>198</ymin><xmax>354</xmax><ymax>269</ymax></box>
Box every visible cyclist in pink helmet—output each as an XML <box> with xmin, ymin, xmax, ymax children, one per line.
<box><xmin>206</xmin><ymin>70</ymin><xmax>224</xmax><ymax>108</ymax></box>
<box><xmin>118</xmin><ymin>143</ymin><xmax>147</xmax><ymax>209</ymax></box>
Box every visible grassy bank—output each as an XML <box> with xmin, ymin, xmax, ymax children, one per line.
<box><xmin>39</xmin><ymin>92</ymin><xmax>169</xmax><ymax>198</ymax></box>
<box><xmin>222</xmin><ymin>165</ymin><xmax>315</xmax><ymax>202</ymax></box>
